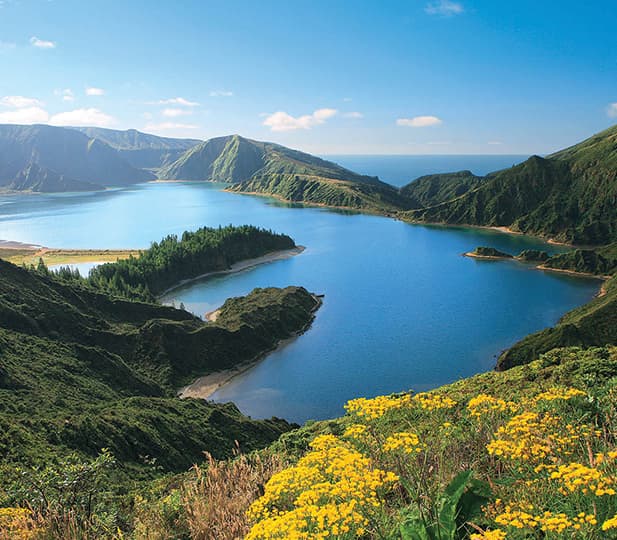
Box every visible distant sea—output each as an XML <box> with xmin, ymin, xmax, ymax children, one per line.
<box><xmin>323</xmin><ymin>155</ymin><xmax>529</xmax><ymax>187</ymax></box>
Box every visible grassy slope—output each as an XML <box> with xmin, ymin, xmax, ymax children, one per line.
<box><xmin>159</xmin><ymin>134</ymin><xmax>411</xmax><ymax>212</ymax></box>
<box><xmin>0</xmin><ymin>259</ymin><xmax>320</xmax><ymax>472</ymax></box>
<box><xmin>399</xmin><ymin>170</ymin><xmax>483</xmax><ymax>209</ymax></box>
<box><xmin>134</xmin><ymin>345</ymin><xmax>617</xmax><ymax>539</ymax></box>
<box><xmin>403</xmin><ymin>124</ymin><xmax>617</xmax><ymax>245</ymax></box>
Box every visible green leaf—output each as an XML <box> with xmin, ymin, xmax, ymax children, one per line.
<box><xmin>438</xmin><ymin>470</ymin><xmax>474</xmax><ymax>540</ymax></box>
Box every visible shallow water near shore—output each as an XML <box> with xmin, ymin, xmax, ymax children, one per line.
<box><xmin>0</xmin><ymin>179</ymin><xmax>599</xmax><ymax>423</ymax></box>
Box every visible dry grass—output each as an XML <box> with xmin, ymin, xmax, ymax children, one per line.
<box><xmin>181</xmin><ymin>451</ymin><xmax>286</xmax><ymax>540</ymax></box>
<box><xmin>130</xmin><ymin>449</ymin><xmax>287</xmax><ymax>540</ymax></box>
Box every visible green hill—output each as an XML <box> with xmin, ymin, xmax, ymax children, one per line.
<box><xmin>399</xmin><ymin>170</ymin><xmax>483</xmax><ymax>209</ymax></box>
<box><xmin>73</xmin><ymin>127</ymin><xmax>201</xmax><ymax>169</ymax></box>
<box><xmin>0</xmin><ymin>258</ymin><xmax>320</xmax><ymax>473</ymax></box>
<box><xmin>0</xmin><ymin>124</ymin><xmax>155</xmax><ymax>192</ymax></box>
<box><xmin>160</xmin><ymin>134</ymin><xmax>410</xmax><ymax>212</ymax></box>
<box><xmin>402</xmin><ymin>124</ymin><xmax>617</xmax><ymax>245</ymax></box>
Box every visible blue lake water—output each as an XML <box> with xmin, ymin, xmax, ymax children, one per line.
<box><xmin>0</xmin><ymin>156</ymin><xmax>599</xmax><ymax>423</ymax></box>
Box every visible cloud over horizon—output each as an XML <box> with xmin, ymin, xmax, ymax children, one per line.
<box><xmin>86</xmin><ymin>87</ymin><xmax>105</xmax><ymax>96</ymax></box>
<box><xmin>30</xmin><ymin>36</ymin><xmax>56</xmax><ymax>49</ymax></box>
<box><xmin>162</xmin><ymin>108</ymin><xmax>192</xmax><ymax>117</ymax></box>
<box><xmin>144</xmin><ymin>121</ymin><xmax>199</xmax><ymax>133</ymax></box>
<box><xmin>608</xmin><ymin>102</ymin><xmax>617</xmax><ymax>118</ymax></box>
<box><xmin>396</xmin><ymin>115</ymin><xmax>443</xmax><ymax>127</ymax></box>
<box><xmin>263</xmin><ymin>108</ymin><xmax>338</xmax><ymax>131</ymax></box>
<box><xmin>149</xmin><ymin>97</ymin><xmax>200</xmax><ymax>107</ymax></box>
<box><xmin>1</xmin><ymin>95</ymin><xmax>44</xmax><ymax>108</ymax></box>
<box><xmin>50</xmin><ymin>108</ymin><xmax>115</xmax><ymax>127</ymax></box>
<box><xmin>425</xmin><ymin>1</ymin><xmax>464</xmax><ymax>16</ymax></box>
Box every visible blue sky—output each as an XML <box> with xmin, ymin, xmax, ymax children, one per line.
<box><xmin>0</xmin><ymin>0</ymin><xmax>615</xmax><ymax>154</ymax></box>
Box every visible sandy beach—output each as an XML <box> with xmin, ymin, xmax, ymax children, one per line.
<box><xmin>463</xmin><ymin>251</ymin><xmax>512</xmax><ymax>261</ymax></box>
<box><xmin>178</xmin><ymin>296</ymin><xmax>322</xmax><ymax>400</ymax></box>
<box><xmin>158</xmin><ymin>245</ymin><xmax>305</xmax><ymax>297</ymax></box>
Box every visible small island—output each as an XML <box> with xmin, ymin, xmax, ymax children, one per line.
<box><xmin>463</xmin><ymin>246</ymin><xmax>514</xmax><ymax>259</ymax></box>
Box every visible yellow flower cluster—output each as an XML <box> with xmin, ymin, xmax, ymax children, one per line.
<box><xmin>486</xmin><ymin>412</ymin><xmax>593</xmax><ymax>464</ymax></box>
<box><xmin>246</xmin><ymin>434</ymin><xmax>398</xmax><ymax>539</ymax></box>
<box><xmin>344</xmin><ymin>394</ymin><xmax>412</xmax><ymax>420</ymax></box>
<box><xmin>533</xmin><ymin>387</ymin><xmax>587</xmax><ymax>402</ymax></box>
<box><xmin>550</xmin><ymin>462</ymin><xmax>616</xmax><ymax>496</ymax></box>
<box><xmin>412</xmin><ymin>392</ymin><xmax>457</xmax><ymax>411</ymax></box>
<box><xmin>470</xmin><ymin>530</ymin><xmax>507</xmax><ymax>540</ymax></box>
<box><xmin>495</xmin><ymin>506</ymin><xmax>597</xmax><ymax>533</ymax></box>
<box><xmin>603</xmin><ymin>513</ymin><xmax>617</xmax><ymax>531</ymax></box>
<box><xmin>467</xmin><ymin>394</ymin><xmax>512</xmax><ymax>418</ymax></box>
<box><xmin>343</xmin><ymin>423</ymin><xmax>368</xmax><ymax>440</ymax></box>
<box><xmin>494</xmin><ymin>506</ymin><xmax>538</xmax><ymax>529</ymax></box>
<box><xmin>383</xmin><ymin>431</ymin><xmax>425</xmax><ymax>454</ymax></box>
<box><xmin>0</xmin><ymin>507</ymin><xmax>37</xmax><ymax>539</ymax></box>
<box><xmin>595</xmin><ymin>449</ymin><xmax>617</xmax><ymax>464</ymax></box>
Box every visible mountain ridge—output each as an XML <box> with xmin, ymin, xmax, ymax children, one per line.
<box><xmin>402</xmin><ymin>124</ymin><xmax>617</xmax><ymax>245</ymax></box>
<box><xmin>0</xmin><ymin>124</ymin><xmax>154</xmax><ymax>192</ymax></box>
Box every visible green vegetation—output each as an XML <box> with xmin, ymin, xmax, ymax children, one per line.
<box><xmin>231</xmin><ymin>173</ymin><xmax>411</xmax><ymax>213</ymax></box>
<box><xmin>34</xmin><ymin>345</ymin><xmax>613</xmax><ymax>539</ymax></box>
<box><xmin>0</xmin><ymin>124</ymin><xmax>154</xmax><ymax>191</ymax></box>
<box><xmin>403</xmin><ymin>124</ymin><xmax>617</xmax><ymax>245</ymax></box>
<box><xmin>399</xmin><ymin>170</ymin><xmax>483</xmax><ymax>209</ymax></box>
<box><xmin>158</xmin><ymin>134</ymin><xmax>411</xmax><ymax>212</ymax></box>
<box><xmin>467</xmin><ymin>246</ymin><xmax>514</xmax><ymax>259</ymax></box>
<box><xmin>516</xmin><ymin>249</ymin><xmax>550</xmax><ymax>262</ymax></box>
<box><xmin>543</xmin><ymin>243</ymin><xmax>617</xmax><ymax>276</ymax></box>
<box><xmin>87</xmin><ymin>225</ymin><xmax>296</xmax><ymax>300</ymax></box>
<box><xmin>0</xmin><ymin>258</ymin><xmax>321</xmax><ymax>476</ymax></box>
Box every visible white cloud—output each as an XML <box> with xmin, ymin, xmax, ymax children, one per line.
<box><xmin>0</xmin><ymin>106</ymin><xmax>49</xmax><ymax>124</ymax></box>
<box><xmin>209</xmin><ymin>90</ymin><xmax>233</xmax><ymax>97</ymax></box>
<box><xmin>85</xmin><ymin>87</ymin><xmax>105</xmax><ymax>96</ymax></box>
<box><xmin>425</xmin><ymin>1</ymin><xmax>464</xmax><ymax>16</ymax></box>
<box><xmin>148</xmin><ymin>97</ymin><xmax>200</xmax><ymax>107</ymax></box>
<box><xmin>263</xmin><ymin>108</ymin><xmax>338</xmax><ymax>131</ymax></box>
<box><xmin>54</xmin><ymin>88</ymin><xmax>74</xmax><ymax>102</ymax></box>
<box><xmin>396</xmin><ymin>115</ymin><xmax>442</xmax><ymax>127</ymax></box>
<box><xmin>162</xmin><ymin>108</ymin><xmax>192</xmax><ymax>118</ymax></box>
<box><xmin>50</xmin><ymin>108</ymin><xmax>115</xmax><ymax>127</ymax></box>
<box><xmin>1</xmin><ymin>95</ymin><xmax>44</xmax><ymax>108</ymax></box>
<box><xmin>344</xmin><ymin>111</ymin><xmax>363</xmax><ymax>119</ymax></box>
<box><xmin>427</xmin><ymin>141</ymin><xmax>451</xmax><ymax>145</ymax></box>
<box><xmin>488</xmin><ymin>140</ymin><xmax>503</xmax><ymax>145</ymax></box>
<box><xmin>30</xmin><ymin>36</ymin><xmax>56</xmax><ymax>49</ymax></box>
<box><xmin>608</xmin><ymin>102</ymin><xmax>617</xmax><ymax>118</ymax></box>
<box><xmin>144</xmin><ymin>122</ymin><xmax>199</xmax><ymax>132</ymax></box>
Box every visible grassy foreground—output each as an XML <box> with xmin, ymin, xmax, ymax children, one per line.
<box><xmin>3</xmin><ymin>345</ymin><xmax>615</xmax><ymax>539</ymax></box>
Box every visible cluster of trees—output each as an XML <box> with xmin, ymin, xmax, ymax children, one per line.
<box><xmin>87</xmin><ymin>225</ymin><xmax>295</xmax><ymax>301</ymax></box>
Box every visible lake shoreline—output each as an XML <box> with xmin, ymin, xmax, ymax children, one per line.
<box><xmin>158</xmin><ymin>246</ymin><xmax>306</xmax><ymax>298</ymax></box>
<box><xmin>178</xmin><ymin>294</ymin><xmax>323</xmax><ymax>400</ymax></box>
<box><xmin>463</xmin><ymin>250</ymin><xmax>608</xmax><ymax>292</ymax></box>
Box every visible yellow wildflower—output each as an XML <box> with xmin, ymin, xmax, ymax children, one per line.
<box><xmin>413</xmin><ymin>392</ymin><xmax>457</xmax><ymax>411</ymax></box>
<box><xmin>470</xmin><ymin>530</ymin><xmax>507</xmax><ymax>540</ymax></box>
<box><xmin>603</xmin><ymin>514</ymin><xmax>617</xmax><ymax>531</ymax></box>
<box><xmin>383</xmin><ymin>432</ymin><xmax>425</xmax><ymax>454</ymax></box>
